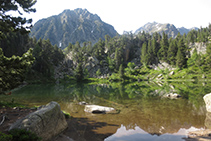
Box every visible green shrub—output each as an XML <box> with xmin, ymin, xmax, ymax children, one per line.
<box><xmin>9</xmin><ymin>129</ymin><xmax>41</xmax><ymax>141</ymax></box>
<box><xmin>0</xmin><ymin>132</ymin><xmax>12</xmax><ymax>141</ymax></box>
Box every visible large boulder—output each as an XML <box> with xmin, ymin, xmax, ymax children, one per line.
<box><xmin>9</xmin><ymin>101</ymin><xmax>68</xmax><ymax>141</ymax></box>
<box><xmin>205</xmin><ymin>112</ymin><xmax>211</xmax><ymax>129</ymax></box>
<box><xmin>84</xmin><ymin>105</ymin><xmax>116</xmax><ymax>114</ymax></box>
<box><xmin>204</xmin><ymin>93</ymin><xmax>211</xmax><ymax>112</ymax></box>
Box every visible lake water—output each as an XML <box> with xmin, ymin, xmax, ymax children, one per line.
<box><xmin>0</xmin><ymin>81</ymin><xmax>210</xmax><ymax>141</ymax></box>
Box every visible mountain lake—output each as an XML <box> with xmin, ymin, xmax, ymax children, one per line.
<box><xmin>0</xmin><ymin>81</ymin><xmax>210</xmax><ymax>141</ymax></box>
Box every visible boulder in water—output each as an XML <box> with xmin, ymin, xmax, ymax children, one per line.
<box><xmin>84</xmin><ymin>105</ymin><xmax>116</xmax><ymax>114</ymax></box>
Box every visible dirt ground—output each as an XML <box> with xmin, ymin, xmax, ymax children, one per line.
<box><xmin>0</xmin><ymin>107</ymin><xmax>36</xmax><ymax>134</ymax></box>
<box><xmin>0</xmin><ymin>107</ymin><xmax>111</xmax><ymax>141</ymax></box>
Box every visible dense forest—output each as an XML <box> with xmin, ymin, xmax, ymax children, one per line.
<box><xmin>1</xmin><ymin>0</ymin><xmax>211</xmax><ymax>93</ymax></box>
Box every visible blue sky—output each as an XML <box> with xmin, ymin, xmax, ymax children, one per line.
<box><xmin>20</xmin><ymin>0</ymin><xmax>211</xmax><ymax>34</ymax></box>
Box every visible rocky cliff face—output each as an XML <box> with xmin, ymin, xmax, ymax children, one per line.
<box><xmin>30</xmin><ymin>8</ymin><xmax>118</xmax><ymax>49</ymax></box>
<box><xmin>189</xmin><ymin>42</ymin><xmax>207</xmax><ymax>56</ymax></box>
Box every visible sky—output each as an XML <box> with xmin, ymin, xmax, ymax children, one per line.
<box><xmin>21</xmin><ymin>0</ymin><xmax>211</xmax><ymax>34</ymax></box>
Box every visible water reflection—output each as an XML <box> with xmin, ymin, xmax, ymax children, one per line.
<box><xmin>0</xmin><ymin>81</ymin><xmax>210</xmax><ymax>140</ymax></box>
<box><xmin>105</xmin><ymin>125</ymin><xmax>204</xmax><ymax>141</ymax></box>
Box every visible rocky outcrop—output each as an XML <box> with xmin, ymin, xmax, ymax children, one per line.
<box><xmin>189</xmin><ymin>42</ymin><xmax>207</xmax><ymax>56</ymax></box>
<box><xmin>9</xmin><ymin>101</ymin><xmax>68</xmax><ymax>141</ymax></box>
<box><xmin>204</xmin><ymin>93</ymin><xmax>211</xmax><ymax>112</ymax></box>
<box><xmin>150</xmin><ymin>61</ymin><xmax>176</xmax><ymax>71</ymax></box>
<box><xmin>84</xmin><ymin>105</ymin><xmax>116</xmax><ymax>114</ymax></box>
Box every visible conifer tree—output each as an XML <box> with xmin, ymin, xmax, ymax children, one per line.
<box><xmin>147</xmin><ymin>39</ymin><xmax>154</xmax><ymax>65</ymax></box>
<box><xmin>141</xmin><ymin>42</ymin><xmax>149</xmax><ymax>66</ymax></box>
<box><xmin>187</xmin><ymin>48</ymin><xmax>198</xmax><ymax>67</ymax></box>
<box><xmin>157</xmin><ymin>32</ymin><xmax>169</xmax><ymax>61</ymax></box>
<box><xmin>177</xmin><ymin>38</ymin><xmax>187</xmax><ymax>56</ymax></box>
<box><xmin>176</xmin><ymin>49</ymin><xmax>186</xmax><ymax>68</ymax></box>
<box><xmin>167</xmin><ymin>39</ymin><xmax>178</xmax><ymax>65</ymax></box>
<box><xmin>0</xmin><ymin>0</ymin><xmax>37</xmax><ymax>39</ymax></box>
<box><xmin>75</xmin><ymin>62</ymin><xmax>84</xmax><ymax>82</ymax></box>
<box><xmin>152</xmin><ymin>34</ymin><xmax>160</xmax><ymax>56</ymax></box>
<box><xmin>119</xmin><ymin>64</ymin><xmax>124</xmax><ymax>79</ymax></box>
<box><xmin>114</xmin><ymin>47</ymin><xmax>123</xmax><ymax>71</ymax></box>
<box><xmin>176</xmin><ymin>38</ymin><xmax>187</xmax><ymax>68</ymax></box>
<box><xmin>206</xmin><ymin>43</ymin><xmax>211</xmax><ymax>68</ymax></box>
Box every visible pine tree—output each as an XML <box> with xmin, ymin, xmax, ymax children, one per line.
<box><xmin>119</xmin><ymin>64</ymin><xmax>124</xmax><ymax>79</ymax></box>
<box><xmin>177</xmin><ymin>38</ymin><xmax>187</xmax><ymax>56</ymax></box>
<box><xmin>167</xmin><ymin>39</ymin><xmax>178</xmax><ymax>65</ymax></box>
<box><xmin>176</xmin><ymin>38</ymin><xmax>187</xmax><ymax>68</ymax></box>
<box><xmin>147</xmin><ymin>39</ymin><xmax>154</xmax><ymax>65</ymax></box>
<box><xmin>114</xmin><ymin>47</ymin><xmax>123</xmax><ymax>71</ymax></box>
<box><xmin>176</xmin><ymin>49</ymin><xmax>186</xmax><ymax>68</ymax></box>
<box><xmin>141</xmin><ymin>42</ymin><xmax>149</xmax><ymax>66</ymax></box>
<box><xmin>0</xmin><ymin>48</ymin><xmax>34</xmax><ymax>91</ymax></box>
<box><xmin>152</xmin><ymin>34</ymin><xmax>160</xmax><ymax>56</ymax></box>
<box><xmin>158</xmin><ymin>32</ymin><xmax>169</xmax><ymax>61</ymax></box>
<box><xmin>0</xmin><ymin>0</ymin><xmax>36</xmax><ymax>39</ymax></box>
<box><xmin>187</xmin><ymin>48</ymin><xmax>198</xmax><ymax>67</ymax></box>
<box><xmin>206</xmin><ymin>43</ymin><xmax>211</xmax><ymax>68</ymax></box>
<box><xmin>96</xmin><ymin>69</ymin><xmax>101</xmax><ymax>77</ymax></box>
<box><xmin>75</xmin><ymin>62</ymin><xmax>84</xmax><ymax>82</ymax></box>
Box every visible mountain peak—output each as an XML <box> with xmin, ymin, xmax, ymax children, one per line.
<box><xmin>30</xmin><ymin>8</ymin><xmax>117</xmax><ymax>49</ymax></box>
<box><xmin>135</xmin><ymin>22</ymin><xmax>179</xmax><ymax>38</ymax></box>
<box><xmin>135</xmin><ymin>22</ymin><xmax>198</xmax><ymax>38</ymax></box>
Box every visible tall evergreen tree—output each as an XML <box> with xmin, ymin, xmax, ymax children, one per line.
<box><xmin>0</xmin><ymin>0</ymin><xmax>37</xmax><ymax>39</ymax></box>
<box><xmin>141</xmin><ymin>42</ymin><xmax>149</xmax><ymax>66</ymax></box>
<box><xmin>176</xmin><ymin>48</ymin><xmax>186</xmax><ymax>68</ymax></box>
<box><xmin>119</xmin><ymin>64</ymin><xmax>124</xmax><ymax>79</ymax></box>
<box><xmin>167</xmin><ymin>39</ymin><xmax>178</xmax><ymax>65</ymax></box>
<box><xmin>206</xmin><ymin>43</ymin><xmax>211</xmax><ymax>68</ymax></box>
<box><xmin>147</xmin><ymin>39</ymin><xmax>154</xmax><ymax>65</ymax></box>
<box><xmin>176</xmin><ymin>38</ymin><xmax>187</xmax><ymax>68</ymax></box>
<box><xmin>187</xmin><ymin>48</ymin><xmax>198</xmax><ymax>67</ymax></box>
<box><xmin>177</xmin><ymin>38</ymin><xmax>187</xmax><ymax>56</ymax></box>
<box><xmin>114</xmin><ymin>47</ymin><xmax>123</xmax><ymax>71</ymax></box>
<box><xmin>157</xmin><ymin>32</ymin><xmax>169</xmax><ymax>61</ymax></box>
<box><xmin>75</xmin><ymin>62</ymin><xmax>84</xmax><ymax>82</ymax></box>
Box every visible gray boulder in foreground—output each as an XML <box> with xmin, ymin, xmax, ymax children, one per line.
<box><xmin>9</xmin><ymin>101</ymin><xmax>68</xmax><ymax>141</ymax></box>
<box><xmin>204</xmin><ymin>93</ymin><xmax>211</xmax><ymax>112</ymax></box>
<box><xmin>84</xmin><ymin>105</ymin><xmax>116</xmax><ymax>114</ymax></box>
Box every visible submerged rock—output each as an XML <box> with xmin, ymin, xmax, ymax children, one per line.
<box><xmin>204</xmin><ymin>93</ymin><xmax>211</xmax><ymax>112</ymax></box>
<box><xmin>9</xmin><ymin>101</ymin><xmax>68</xmax><ymax>141</ymax></box>
<box><xmin>84</xmin><ymin>105</ymin><xmax>116</xmax><ymax>114</ymax></box>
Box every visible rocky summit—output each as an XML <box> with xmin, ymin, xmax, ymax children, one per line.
<box><xmin>30</xmin><ymin>8</ymin><xmax>118</xmax><ymax>49</ymax></box>
<box><xmin>135</xmin><ymin>22</ymin><xmax>198</xmax><ymax>38</ymax></box>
